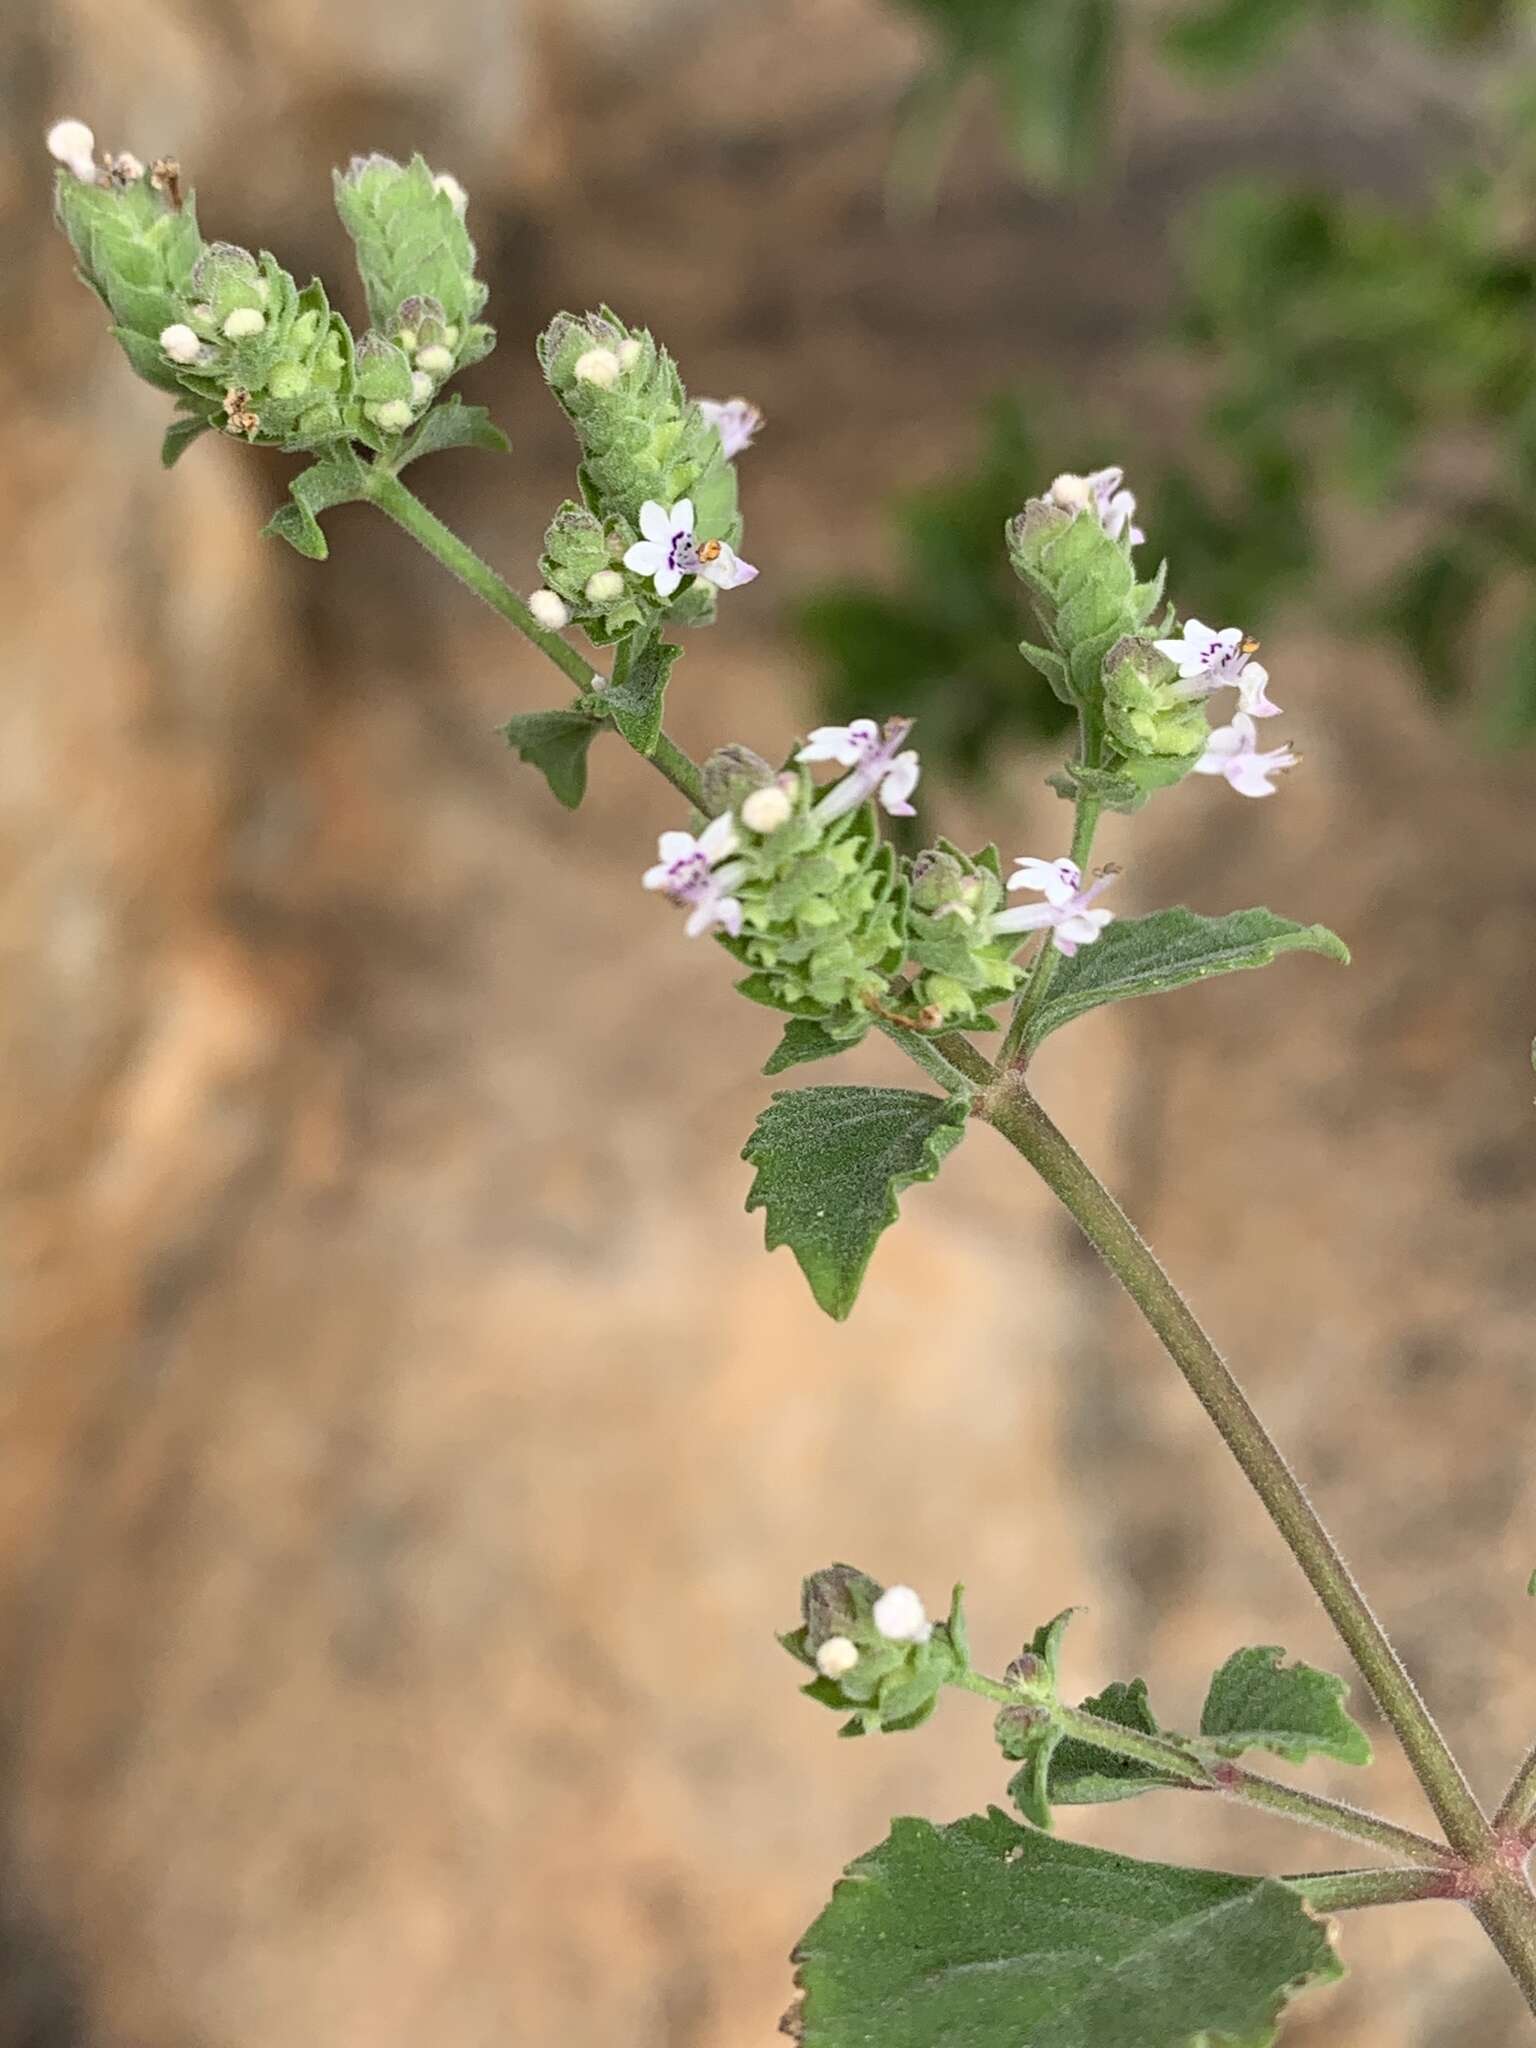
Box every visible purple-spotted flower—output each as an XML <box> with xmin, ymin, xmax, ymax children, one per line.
<box><xmin>698</xmin><ymin>397</ymin><xmax>763</xmax><ymax>459</ymax></box>
<box><xmin>1049</xmin><ymin>466</ymin><xmax>1145</xmax><ymax>547</ymax></box>
<box><xmin>623</xmin><ymin>499</ymin><xmax>758</xmax><ymax>598</ymax></box>
<box><xmin>1154</xmin><ymin>619</ymin><xmax>1280</xmax><ymax>719</ymax></box>
<box><xmin>797</xmin><ymin>717</ymin><xmax>921</xmax><ymax>823</ymax></box>
<box><xmin>996</xmin><ymin>857</ymin><xmax>1117</xmax><ymax>958</ymax></box>
<box><xmin>1193</xmin><ymin>713</ymin><xmax>1298</xmax><ymax>798</ymax></box>
<box><xmin>642</xmin><ymin>814</ymin><xmax>748</xmax><ymax>937</ymax></box>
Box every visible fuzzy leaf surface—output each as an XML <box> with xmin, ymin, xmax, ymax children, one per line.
<box><xmin>1022</xmin><ymin>907</ymin><xmax>1349</xmax><ymax>1055</ymax></box>
<box><xmin>791</xmin><ymin>1809</ymin><xmax>1342</xmax><ymax>2048</ymax></box>
<box><xmin>763</xmin><ymin>1018</ymin><xmax>870</xmax><ymax>1076</ymax></box>
<box><xmin>500</xmin><ymin>708</ymin><xmax>604</xmax><ymax>811</ymax></box>
<box><xmin>604</xmin><ymin>627</ymin><xmax>682</xmax><ymax>756</ymax></box>
<box><xmin>1200</xmin><ymin>1648</ymin><xmax>1372</xmax><ymax>1768</ymax></box>
<box><xmin>743</xmin><ymin>1086</ymin><xmax>968</xmax><ymax>1319</ymax></box>
<box><xmin>1048</xmin><ymin>1680</ymin><xmax>1192</xmax><ymax>1806</ymax></box>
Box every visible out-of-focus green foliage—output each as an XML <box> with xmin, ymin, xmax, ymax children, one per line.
<box><xmin>795</xmin><ymin>399</ymin><xmax>1076</xmax><ymax>783</ymax></box>
<box><xmin>820</xmin><ymin>0</ymin><xmax>1536</xmax><ymax>786</ymax></box>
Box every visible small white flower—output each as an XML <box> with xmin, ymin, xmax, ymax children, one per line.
<box><xmin>798</xmin><ymin>717</ymin><xmax>920</xmax><ymax>823</ymax></box>
<box><xmin>698</xmin><ymin>396</ymin><xmax>763</xmax><ymax>460</ymax></box>
<box><xmin>410</xmin><ymin>370</ymin><xmax>434</xmax><ymax>407</ymax></box>
<box><xmin>159</xmin><ymin>323</ymin><xmax>203</xmax><ymax>365</ymax></box>
<box><xmin>1193</xmin><ymin>713</ymin><xmax>1299</xmax><ymax>798</ymax></box>
<box><xmin>528</xmin><ymin>588</ymin><xmax>571</xmax><ymax>631</ymax></box>
<box><xmin>1154</xmin><ymin>620</ymin><xmax>1280</xmax><ymax>720</ymax></box>
<box><xmin>574</xmin><ymin>346</ymin><xmax>622</xmax><ymax>389</ymax></box>
<box><xmin>872</xmin><ymin>1585</ymin><xmax>931</xmax><ymax>1646</ymax></box>
<box><xmin>740</xmin><ymin>780</ymin><xmax>795</xmax><ymax>834</ymax></box>
<box><xmin>618</xmin><ymin>337</ymin><xmax>644</xmax><ymax>371</ymax></box>
<box><xmin>432</xmin><ymin>171</ymin><xmax>468</xmax><ymax>215</ymax></box>
<box><xmin>370</xmin><ymin>398</ymin><xmax>414</xmax><ymax>434</ymax></box>
<box><xmin>814</xmin><ymin>1636</ymin><xmax>860</xmax><ymax>1681</ymax></box>
<box><xmin>222</xmin><ymin>307</ymin><xmax>266</xmax><ymax>340</ymax></box>
<box><xmin>415</xmin><ymin>343</ymin><xmax>455</xmax><ymax>378</ymax></box>
<box><xmin>996</xmin><ymin>856</ymin><xmax>1117</xmax><ymax>958</ymax></box>
<box><xmin>1049</xmin><ymin>465</ymin><xmax>1144</xmax><ymax>546</ymax></box>
<box><xmin>623</xmin><ymin>499</ymin><xmax>759</xmax><ymax>599</ymax></box>
<box><xmin>46</xmin><ymin>119</ymin><xmax>97</xmax><ymax>182</ymax></box>
<box><xmin>584</xmin><ymin>568</ymin><xmax>626</xmax><ymax>604</ymax></box>
<box><xmin>642</xmin><ymin>815</ymin><xmax>747</xmax><ymax>939</ymax></box>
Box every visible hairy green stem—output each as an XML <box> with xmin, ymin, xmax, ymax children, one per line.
<box><xmin>1286</xmin><ymin>1867</ymin><xmax>1457</xmax><ymax>1913</ymax></box>
<box><xmin>1496</xmin><ymin>1741</ymin><xmax>1536</xmax><ymax>1839</ymax></box>
<box><xmin>365</xmin><ymin>468</ymin><xmax>705</xmax><ymax>807</ymax></box>
<box><xmin>979</xmin><ymin>1079</ymin><xmax>1490</xmax><ymax>1860</ymax></box>
<box><xmin>998</xmin><ymin>790</ymin><xmax>1102</xmax><ymax>1066</ymax></box>
<box><xmin>1476</xmin><ymin>1874</ymin><xmax>1536</xmax><ymax>2015</ymax></box>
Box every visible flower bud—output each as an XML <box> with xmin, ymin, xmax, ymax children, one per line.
<box><xmin>221</xmin><ymin>306</ymin><xmax>266</xmax><ymax>340</ymax></box>
<box><xmin>47</xmin><ymin>119</ymin><xmax>97</xmax><ymax>181</ymax></box>
<box><xmin>873</xmin><ymin>1585</ymin><xmax>931</xmax><ymax>1645</ymax></box>
<box><xmin>699</xmin><ymin>743</ymin><xmax>776</xmax><ymax>816</ymax></box>
<box><xmin>415</xmin><ymin>343</ymin><xmax>454</xmax><ymax>377</ymax></box>
<box><xmin>369</xmin><ymin>398</ymin><xmax>414</xmax><ymax>433</ymax></box>
<box><xmin>617</xmin><ymin>337</ymin><xmax>643</xmax><ymax>371</ymax></box>
<box><xmin>814</xmin><ymin>1636</ymin><xmax>860</xmax><ymax>1681</ymax></box>
<box><xmin>1048</xmin><ymin>471</ymin><xmax>1094</xmax><ymax>514</ymax></box>
<box><xmin>574</xmin><ymin>346</ymin><xmax>622</xmax><ymax>389</ymax></box>
<box><xmin>584</xmin><ymin>568</ymin><xmax>626</xmax><ymax>604</ymax></box>
<box><xmin>410</xmin><ymin>370</ymin><xmax>434</xmax><ymax>406</ymax></box>
<box><xmin>528</xmin><ymin>588</ymin><xmax>571</xmax><ymax>631</ymax></box>
<box><xmin>741</xmin><ymin>780</ymin><xmax>795</xmax><ymax>835</ymax></box>
<box><xmin>432</xmin><ymin>171</ymin><xmax>468</xmax><ymax>215</ymax></box>
<box><xmin>159</xmin><ymin>322</ymin><xmax>202</xmax><ymax>364</ymax></box>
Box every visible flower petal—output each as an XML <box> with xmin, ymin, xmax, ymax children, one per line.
<box><xmin>623</xmin><ymin>540</ymin><xmax>664</xmax><ymax>575</ymax></box>
<box><xmin>993</xmin><ymin>903</ymin><xmax>1057</xmax><ymax>934</ymax></box>
<box><xmin>698</xmin><ymin>813</ymin><xmax>740</xmax><ymax>863</ymax></box>
<box><xmin>669</xmin><ymin>498</ymin><xmax>695</xmax><ymax>538</ymax></box>
<box><xmin>653</xmin><ymin>565</ymin><xmax>683</xmax><ymax>598</ymax></box>
<box><xmin>638</xmin><ymin>501</ymin><xmax>672</xmax><ymax>544</ymax></box>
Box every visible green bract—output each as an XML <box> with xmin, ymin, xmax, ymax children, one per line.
<box><xmin>906</xmin><ymin>840</ymin><xmax>1028</xmax><ymax>1025</ymax></box>
<box><xmin>52</xmin><ymin>162</ymin><xmax>206</xmax><ymax>394</ymax></box>
<box><xmin>333</xmin><ymin>153</ymin><xmax>493</xmax><ymax>354</ymax></box>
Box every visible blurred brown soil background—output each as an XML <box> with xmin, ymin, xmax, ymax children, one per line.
<box><xmin>4</xmin><ymin>2</ymin><xmax>1536</xmax><ymax>2043</ymax></box>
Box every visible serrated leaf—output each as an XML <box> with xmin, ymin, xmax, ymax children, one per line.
<box><xmin>1022</xmin><ymin>907</ymin><xmax>1349</xmax><ymax>1055</ymax></box>
<box><xmin>1049</xmin><ymin>1680</ymin><xmax>1191</xmax><ymax>1806</ymax></box>
<box><xmin>791</xmin><ymin>1809</ymin><xmax>1343</xmax><ymax>2048</ymax></box>
<box><xmin>1200</xmin><ymin>1647</ymin><xmax>1371</xmax><ymax>1768</ymax></box>
<box><xmin>742</xmin><ymin>1086</ymin><xmax>968</xmax><ymax>1320</ymax></box>
<box><xmin>604</xmin><ymin>625</ymin><xmax>682</xmax><ymax>756</ymax></box>
<box><xmin>764</xmin><ymin>1017</ymin><xmax>870</xmax><ymax>1076</ymax></box>
<box><xmin>261</xmin><ymin>454</ymin><xmax>368</xmax><ymax>561</ymax></box>
<box><xmin>393</xmin><ymin>398</ymin><xmax>510</xmax><ymax>470</ymax></box>
<box><xmin>500</xmin><ymin>708</ymin><xmax>604</xmax><ymax>810</ymax></box>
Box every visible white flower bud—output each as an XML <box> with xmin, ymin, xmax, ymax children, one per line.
<box><xmin>46</xmin><ymin>119</ymin><xmax>96</xmax><ymax>181</ymax></box>
<box><xmin>371</xmin><ymin>399</ymin><xmax>414</xmax><ymax>433</ymax></box>
<box><xmin>617</xmin><ymin>337</ymin><xmax>643</xmax><ymax>371</ymax></box>
<box><xmin>415</xmin><ymin>344</ymin><xmax>454</xmax><ymax>378</ymax></box>
<box><xmin>584</xmin><ymin>569</ymin><xmax>625</xmax><ymax>604</ymax></box>
<box><xmin>432</xmin><ymin>172</ymin><xmax>468</xmax><ymax>215</ymax></box>
<box><xmin>159</xmin><ymin>323</ymin><xmax>203</xmax><ymax>365</ymax></box>
<box><xmin>814</xmin><ymin>1636</ymin><xmax>860</xmax><ymax>1681</ymax></box>
<box><xmin>741</xmin><ymin>782</ymin><xmax>794</xmax><ymax>834</ymax></box>
<box><xmin>872</xmin><ymin>1585</ymin><xmax>931</xmax><ymax>1645</ymax></box>
<box><xmin>573</xmin><ymin>347</ymin><xmax>622</xmax><ymax>389</ymax></box>
<box><xmin>528</xmin><ymin>589</ymin><xmax>571</xmax><ymax>631</ymax></box>
<box><xmin>1048</xmin><ymin>472</ymin><xmax>1094</xmax><ymax>514</ymax></box>
<box><xmin>222</xmin><ymin>307</ymin><xmax>266</xmax><ymax>340</ymax></box>
<box><xmin>410</xmin><ymin>370</ymin><xmax>434</xmax><ymax>407</ymax></box>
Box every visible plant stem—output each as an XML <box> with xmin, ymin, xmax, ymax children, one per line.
<box><xmin>979</xmin><ymin>1077</ymin><xmax>1492</xmax><ymax>1863</ymax></box>
<box><xmin>1476</xmin><ymin>1873</ymin><xmax>1536</xmax><ymax>2016</ymax></box>
<box><xmin>1496</xmin><ymin>1741</ymin><xmax>1536</xmax><ymax>1838</ymax></box>
<box><xmin>998</xmin><ymin>791</ymin><xmax>1102</xmax><ymax>1067</ymax></box>
<box><xmin>1286</xmin><ymin>1867</ymin><xmax>1456</xmax><ymax>1913</ymax></box>
<box><xmin>364</xmin><ymin>470</ymin><xmax>707</xmax><ymax>807</ymax></box>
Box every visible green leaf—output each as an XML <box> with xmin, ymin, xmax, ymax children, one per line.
<box><xmin>603</xmin><ymin>626</ymin><xmax>682</xmax><ymax>757</ymax></box>
<box><xmin>393</xmin><ymin>398</ymin><xmax>510</xmax><ymax>471</ymax></box>
<box><xmin>1049</xmin><ymin>1680</ymin><xmax>1191</xmax><ymax>1806</ymax></box>
<box><xmin>160</xmin><ymin>412</ymin><xmax>217</xmax><ymax>469</ymax></box>
<box><xmin>1200</xmin><ymin>1647</ymin><xmax>1372</xmax><ymax>1768</ymax></box>
<box><xmin>261</xmin><ymin>453</ymin><xmax>369</xmax><ymax>561</ymax></box>
<box><xmin>1022</xmin><ymin>907</ymin><xmax>1350</xmax><ymax>1055</ymax></box>
<box><xmin>763</xmin><ymin>1017</ymin><xmax>870</xmax><ymax>1077</ymax></box>
<box><xmin>500</xmin><ymin>708</ymin><xmax>605</xmax><ymax>811</ymax></box>
<box><xmin>742</xmin><ymin>1086</ymin><xmax>969</xmax><ymax>1320</ymax></box>
<box><xmin>790</xmin><ymin>1809</ymin><xmax>1343</xmax><ymax>2048</ymax></box>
